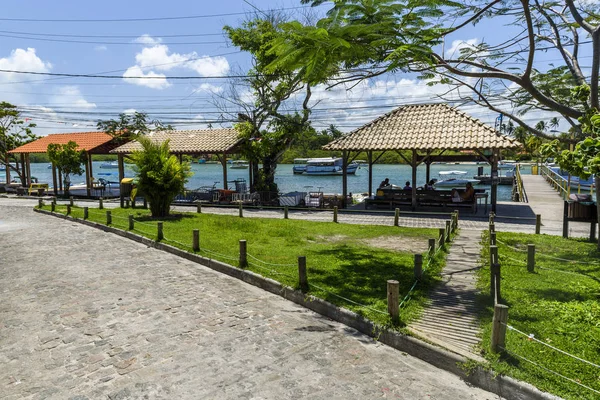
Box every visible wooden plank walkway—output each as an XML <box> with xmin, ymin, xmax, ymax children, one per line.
<box><xmin>409</xmin><ymin>229</ymin><xmax>485</xmax><ymax>361</ymax></box>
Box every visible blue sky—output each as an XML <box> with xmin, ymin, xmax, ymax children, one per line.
<box><xmin>0</xmin><ymin>1</ymin><xmax>569</xmax><ymax>136</ymax></box>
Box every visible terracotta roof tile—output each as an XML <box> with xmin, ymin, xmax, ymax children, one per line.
<box><xmin>9</xmin><ymin>132</ymin><xmax>116</xmax><ymax>154</ymax></box>
<box><xmin>323</xmin><ymin>103</ymin><xmax>521</xmax><ymax>151</ymax></box>
<box><xmin>110</xmin><ymin>129</ymin><xmax>242</xmax><ymax>154</ymax></box>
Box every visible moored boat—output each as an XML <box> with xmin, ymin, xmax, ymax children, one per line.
<box><xmin>434</xmin><ymin>170</ymin><xmax>480</xmax><ymax>187</ymax></box>
<box><xmin>230</xmin><ymin>160</ymin><xmax>249</xmax><ymax>169</ymax></box>
<box><xmin>100</xmin><ymin>161</ymin><xmax>118</xmax><ymax>169</ymax></box>
<box><xmin>303</xmin><ymin>157</ymin><xmax>359</xmax><ymax>176</ymax></box>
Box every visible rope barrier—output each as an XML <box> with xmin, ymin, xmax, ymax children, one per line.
<box><xmin>497</xmin><ymin>238</ymin><xmax>600</xmax><ymax>265</ymax></box>
<box><xmin>504</xmin><ymin>323</ymin><xmax>600</xmax><ymax>369</ymax></box>
<box><xmin>162</xmin><ymin>236</ymin><xmax>193</xmax><ymax>250</ymax></box>
<box><xmin>246</xmin><ymin>253</ymin><xmax>297</xmax><ymax>268</ymax></box>
<box><xmin>399</xmin><ymin>280</ymin><xmax>419</xmax><ymax>309</ymax></box>
<box><xmin>308</xmin><ymin>282</ymin><xmax>388</xmax><ymax>316</ymax></box>
<box><xmin>500</xmin><ymin>254</ymin><xmax>528</xmax><ymax>266</ymax></box>
<box><xmin>499</xmin><ymin>346</ymin><xmax>600</xmax><ymax>396</ymax></box>
<box><xmin>198</xmin><ymin>247</ymin><xmax>239</xmax><ymax>262</ymax></box>
<box><xmin>247</xmin><ymin>261</ymin><xmax>297</xmax><ymax>280</ymax></box>
<box><xmin>537</xmin><ymin>266</ymin><xmax>592</xmax><ymax>277</ymax></box>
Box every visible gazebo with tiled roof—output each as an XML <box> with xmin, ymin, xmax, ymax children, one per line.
<box><xmin>323</xmin><ymin>103</ymin><xmax>521</xmax><ymax>212</ymax></box>
<box><xmin>8</xmin><ymin>131</ymin><xmax>127</xmax><ymax>196</ymax></box>
<box><xmin>110</xmin><ymin>128</ymin><xmax>244</xmax><ymax>192</ymax></box>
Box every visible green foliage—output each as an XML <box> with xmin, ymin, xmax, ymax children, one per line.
<box><xmin>47</xmin><ymin>141</ymin><xmax>86</xmax><ymax>194</ymax></box>
<box><xmin>479</xmin><ymin>231</ymin><xmax>600</xmax><ymax>399</ymax></box>
<box><xmin>97</xmin><ymin>111</ymin><xmax>171</xmax><ymax>141</ymax></box>
<box><xmin>0</xmin><ymin>101</ymin><xmax>37</xmax><ymax>183</ymax></box>
<box><xmin>129</xmin><ymin>136</ymin><xmax>191</xmax><ymax>217</ymax></box>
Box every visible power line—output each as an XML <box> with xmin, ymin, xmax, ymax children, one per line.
<box><xmin>0</xmin><ymin>29</ymin><xmax>225</xmax><ymax>38</ymax></box>
<box><xmin>0</xmin><ymin>33</ymin><xmax>228</xmax><ymax>46</ymax></box>
<box><xmin>0</xmin><ymin>6</ymin><xmax>314</xmax><ymax>23</ymax></box>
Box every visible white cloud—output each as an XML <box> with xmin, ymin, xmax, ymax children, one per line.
<box><xmin>123</xmin><ymin>65</ymin><xmax>171</xmax><ymax>90</ymax></box>
<box><xmin>52</xmin><ymin>86</ymin><xmax>96</xmax><ymax>109</ymax></box>
<box><xmin>445</xmin><ymin>38</ymin><xmax>480</xmax><ymax>58</ymax></box>
<box><xmin>0</xmin><ymin>48</ymin><xmax>51</xmax><ymax>84</ymax></box>
<box><xmin>123</xmin><ymin>108</ymin><xmax>137</xmax><ymax>114</ymax></box>
<box><xmin>122</xmin><ymin>35</ymin><xmax>230</xmax><ymax>89</ymax></box>
<box><xmin>94</xmin><ymin>45</ymin><xmax>108</xmax><ymax>52</ymax></box>
<box><xmin>194</xmin><ymin>83</ymin><xmax>223</xmax><ymax>94</ymax></box>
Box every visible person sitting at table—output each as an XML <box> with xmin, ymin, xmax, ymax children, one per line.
<box><xmin>424</xmin><ymin>179</ymin><xmax>435</xmax><ymax>190</ymax></box>
<box><xmin>379</xmin><ymin>178</ymin><xmax>391</xmax><ymax>188</ymax></box>
<box><xmin>451</xmin><ymin>182</ymin><xmax>475</xmax><ymax>202</ymax></box>
<box><xmin>403</xmin><ymin>181</ymin><xmax>412</xmax><ymax>190</ymax></box>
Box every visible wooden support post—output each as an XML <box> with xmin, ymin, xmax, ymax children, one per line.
<box><xmin>333</xmin><ymin>206</ymin><xmax>338</xmax><ymax>223</ymax></box>
<box><xmin>51</xmin><ymin>201</ymin><xmax>55</xmax><ymax>212</ymax></box>
<box><xmin>387</xmin><ymin>280</ymin><xmax>400</xmax><ymax>324</ymax></box>
<box><xmin>489</xmin><ymin>212</ymin><xmax>495</xmax><ymax>224</ymax></box>
<box><xmin>193</xmin><ymin>229</ymin><xmax>200</xmax><ymax>251</ymax></box>
<box><xmin>489</xmin><ymin>231</ymin><xmax>496</xmax><ymax>246</ymax></box>
<box><xmin>489</xmin><ymin>222</ymin><xmax>495</xmax><ymax>233</ymax></box>
<box><xmin>527</xmin><ymin>244</ymin><xmax>535</xmax><ymax>272</ymax></box>
<box><xmin>83</xmin><ymin>207</ymin><xmax>88</xmax><ymax>220</ymax></box>
<box><xmin>69</xmin><ymin>196</ymin><xmax>74</xmax><ymax>206</ymax></box>
<box><xmin>445</xmin><ymin>220</ymin><xmax>451</xmax><ymax>242</ymax></box>
<box><xmin>536</xmin><ymin>214</ymin><xmax>542</xmax><ymax>235</ymax></box>
<box><xmin>38</xmin><ymin>198</ymin><xmax>43</xmax><ymax>208</ymax></box>
<box><xmin>125</xmin><ymin>199</ymin><xmax>130</xmax><ymax>208</ymax></box>
<box><xmin>239</xmin><ymin>202</ymin><xmax>243</xmax><ymax>218</ymax></box>
<box><xmin>284</xmin><ymin>206</ymin><xmax>288</xmax><ymax>219</ymax></box>
<box><xmin>491</xmin><ymin>304</ymin><xmax>509</xmax><ymax>353</ymax></box>
<box><xmin>132</xmin><ymin>198</ymin><xmax>136</xmax><ymax>209</ymax></box>
<box><xmin>106</xmin><ymin>210</ymin><xmax>112</xmax><ymax>225</ymax></box>
<box><xmin>197</xmin><ymin>203</ymin><xmax>202</xmax><ymax>213</ymax></box>
<box><xmin>99</xmin><ymin>197</ymin><xmax>104</xmax><ymax>210</ymax></box>
<box><xmin>428</xmin><ymin>238</ymin><xmax>436</xmax><ymax>257</ymax></box>
<box><xmin>66</xmin><ymin>204</ymin><xmax>71</xmax><ymax>215</ymax></box>
<box><xmin>439</xmin><ymin>228</ymin><xmax>446</xmax><ymax>247</ymax></box>
<box><xmin>414</xmin><ymin>254</ymin><xmax>423</xmax><ymax>280</ymax></box>
<box><xmin>298</xmin><ymin>256</ymin><xmax>308</xmax><ymax>292</ymax></box>
<box><xmin>143</xmin><ymin>198</ymin><xmax>148</xmax><ymax>209</ymax></box>
<box><xmin>239</xmin><ymin>240</ymin><xmax>247</xmax><ymax>268</ymax></box>
<box><xmin>157</xmin><ymin>222</ymin><xmax>163</xmax><ymax>241</ymax></box>
<box><xmin>394</xmin><ymin>208</ymin><xmax>400</xmax><ymax>227</ymax></box>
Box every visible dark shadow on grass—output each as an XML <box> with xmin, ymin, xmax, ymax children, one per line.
<box><xmin>525</xmin><ymin>287</ymin><xmax>587</xmax><ymax>303</ymax></box>
<box><xmin>133</xmin><ymin>213</ymin><xmax>196</xmax><ymax>222</ymax></box>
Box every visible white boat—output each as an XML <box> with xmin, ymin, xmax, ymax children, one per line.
<box><xmin>300</xmin><ymin>157</ymin><xmax>359</xmax><ymax>176</ymax></box>
<box><xmin>100</xmin><ymin>161</ymin><xmax>119</xmax><ymax>169</ymax></box>
<box><xmin>499</xmin><ymin>160</ymin><xmax>517</xmax><ymax>170</ymax></box>
<box><xmin>230</xmin><ymin>160</ymin><xmax>249</xmax><ymax>169</ymax></box>
<box><xmin>292</xmin><ymin>158</ymin><xmax>309</xmax><ymax>174</ymax></box>
<box><xmin>434</xmin><ymin>170</ymin><xmax>480</xmax><ymax>187</ymax></box>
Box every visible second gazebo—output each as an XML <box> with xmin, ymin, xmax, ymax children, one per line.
<box><xmin>323</xmin><ymin>103</ymin><xmax>521</xmax><ymax>212</ymax></box>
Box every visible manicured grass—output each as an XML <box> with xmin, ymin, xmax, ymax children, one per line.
<box><xmin>479</xmin><ymin>231</ymin><xmax>600</xmax><ymax>400</ymax></box>
<box><xmin>42</xmin><ymin>204</ymin><xmax>447</xmax><ymax>327</ymax></box>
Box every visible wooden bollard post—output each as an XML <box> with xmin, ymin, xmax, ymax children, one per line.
<box><xmin>394</xmin><ymin>208</ymin><xmax>400</xmax><ymax>227</ymax></box>
<box><xmin>428</xmin><ymin>238</ymin><xmax>436</xmax><ymax>257</ymax></box>
<box><xmin>106</xmin><ymin>210</ymin><xmax>112</xmax><ymax>225</ymax></box>
<box><xmin>439</xmin><ymin>228</ymin><xmax>446</xmax><ymax>247</ymax></box>
<box><xmin>535</xmin><ymin>214</ymin><xmax>541</xmax><ymax>234</ymax></box>
<box><xmin>128</xmin><ymin>214</ymin><xmax>134</xmax><ymax>230</ymax></box>
<box><xmin>193</xmin><ymin>229</ymin><xmax>200</xmax><ymax>251</ymax></box>
<box><xmin>489</xmin><ymin>232</ymin><xmax>496</xmax><ymax>246</ymax></box>
<box><xmin>196</xmin><ymin>203</ymin><xmax>202</xmax><ymax>213</ymax></box>
<box><xmin>492</xmin><ymin>262</ymin><xmax>501</xmax><ymax>301</ymax></box>
<box><xmin>333</xmin><ymin>206</ymin><xmax>338</xmax><ymax>223</ymax></box>
<box><xmin>239</xmin><ymin>202</ymin><xmax>243</xmax><ymax>218</ymax></box>
<box><xmin>143</xmin><ymin>198</ymin><xmax>148</xmax><ymax>209</ymax></box>
<box><xmin>527</xmin><ymin>244</ymin><xmax>535</xmax><ymax>272</ymax></box>
<box><xmin>51</xmin><ymin>201</ymin><xmax>55</xmax><ymax>212</ymax></box>
<box><xmin>157</xmin><ymin>222</ymin><xmax>163</xmax><ymax>241</ymax></box>
<box><xmin>125</xmin><ymin>199</ymin><xmax>130</xmax><ymax>208</ymax></box>
<box><xmin>414</xmin><ymin>254</ymin><xmax>423</xmax><ymax>280</ymax></box>
<box><xmin>489</xmin><ymin>245</ymin><xmax>498</xmax><ymax>298</ymax></box>
<box><xmin>491</xmin><ymin>303</ymin><xmax>509</xmax><ymax>353</ymax></box>
<box><xmin>99</xmin><ymin>197</ymin><xmax>104</xmax><ymax>210</ymax></box>
<box><xmin>489</xmin><ymin>212</ymin><xmax>495</xmax><ymax>224</ymax></box>
<box><xmin>454</xmin><ymin>209</ymin><xmax>459</xmax><ymax>229</ymax></box>
<box><xmin>38</xmin><ymin>198</ymin><xmax>43</xmax><ymax>208</ymax></box>
<box><xmin>445</xmin><ymin>220</ymin><xmax>451</xmax><ymax>242</ymax></box>
<box><xmin>132</xmin><ymin>198</ymin><xmax>136</xmax><ymax>208</ymax></box>
<box><xmin>66</xmin><ymin>204</ymin><xmax>71</xmax><ymax>215</ymax></box>
<box><xmin>284</xmin><ymin>206</ymin><xmax>289</xmax><ymax>219</ymax></box>
<box><xmin>387</xmin><ymin>280</ymin><xmax>400</xmax><ymax>324</ymax></box>
<box><xmin>83</xmin><ymin>207</ymin><xmax>88</xmax><ymax>220</ymax></box>
<box><xmin>69</xmin><ymin>196</ymin><xmax>74</xmax><ymax>206</ymax></box>
<box><xmin>298</xmin><ymin>256</ymin><xmax>308</xmax><ymax>292</ymax></box>
<box><xmin>239</xmin><ymin>240</ymin><xmax>247</xmax><ymax>268</ymax></box>
<box><xmin>489</xmin><ymin>222</ymin><xmax>495</xmax><ymax>233</ymax></box>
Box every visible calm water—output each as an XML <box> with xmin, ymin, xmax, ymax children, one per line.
<box><xmin>24</xmin><ymin>162</ymin><xmax>523</xmax><ymax>201</ymax></box>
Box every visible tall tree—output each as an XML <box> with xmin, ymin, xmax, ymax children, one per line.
<box><xmin>47</xmin><ymin>141</ymin><xmax>85</xmax><ymax>197</ymax></box>
<box><xmin>222</xmin><ymin>17</ymin><xmax>313</xmax><ymax>193</ymax></box>
<box><xmin>0</xmin><ymin>102</ymin><xmax>37</xmax><ymax>184</ymax></box>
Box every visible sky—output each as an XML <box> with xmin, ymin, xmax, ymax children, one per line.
<box><xmin>0</xmin><ymin>0</ymin><xmax>574</xmax><ymax>137</ymax></box>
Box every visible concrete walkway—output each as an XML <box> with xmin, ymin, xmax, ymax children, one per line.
<box><xmin>0</xmin><ymin>202</ymin><xmax>500</xmax><ymax>400</ymax></box>
<box><xmin>409</xmin><ymin>230</ymin><xmax>484</xmax><ymax>361</ymax></box>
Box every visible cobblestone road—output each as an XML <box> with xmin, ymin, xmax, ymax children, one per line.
<box><xmin>0</xmin><ymin>202</ymin><xmax>500</xmax><ymax>399</ymax></box>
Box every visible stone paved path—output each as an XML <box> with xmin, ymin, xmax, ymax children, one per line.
<box><xmin>409</xmin><ymin>230</ymin><xmax>484</xmax><ymax>361</ymax></box>
<box><xmin>0</xmin><ymin>202</ymin><xmax>500</xmax><ymax>400</ymax></box>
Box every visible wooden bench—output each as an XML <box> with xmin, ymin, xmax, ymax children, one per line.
<box><xmin>365</xmin><ymin>189</ymin><xmax>480</xmax><ymax>213</ymax></box>
<box><xmin>365</xmin><ymin>188</ymin><xmax>413</xmax><ymax>209</ymax></box>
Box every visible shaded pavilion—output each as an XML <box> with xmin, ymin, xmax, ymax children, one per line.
<box><xmin>323</xmin><ymin>103</ymin><xmax>521</xmax><ymax>213</ymax></box>
<box><xmin>8</xmin><ymin>131</ymin><xmax>126</xmax><ymax>196</ymax></box>
<box><xmin>110</xmin><ymin>128</ymin><xmax>244</xmax><ymax>201</ymax></box>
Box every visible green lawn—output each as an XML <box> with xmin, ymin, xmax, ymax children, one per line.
<box><xmin>42</xmin><ymin>204</ymin><xmax>447</xmax><ymax>327</ymax></box>
<box><xmin>479</xmin><ymin>231</ymin><xmax>600</xmax><ymax>400</ymax></box>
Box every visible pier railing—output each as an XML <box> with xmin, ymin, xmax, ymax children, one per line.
<box><xmin>540</xmin><ymin>164</ymin><xmax>595</xmax><ymax>199</ymax></box>
<box><xmin>512</xmin><ymin>164</ymin><xmax>528</xmax><ymax>202</ymax></box>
